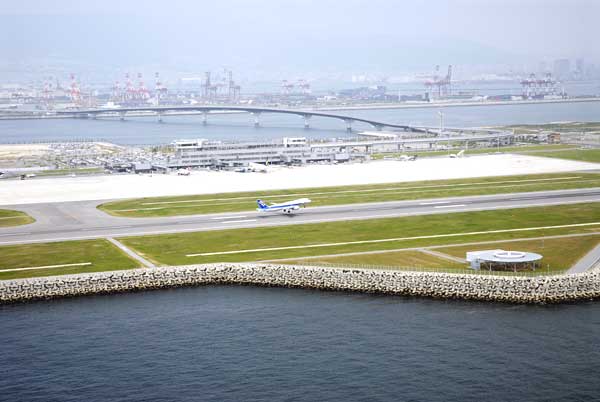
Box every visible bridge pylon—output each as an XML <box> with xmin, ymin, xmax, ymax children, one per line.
<box><xmin>344</xmin><ymin>119</ymin><xmax>353</xmax><ymax>132</ymax></box>
<box><xmin>252</xmin><ymin>112</ymin><xmax>261</xmax><ymax>128</ymax></box>
<box><xmin>303</xmin><ymin>114</ymin><xmax>312</xmax><ymax>129</ymax></box>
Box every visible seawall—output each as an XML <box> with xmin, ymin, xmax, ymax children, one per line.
<box><xmin>1</xmin><ymin>264</ymin><xmax>599</xmax><ymax>304</ymax></box>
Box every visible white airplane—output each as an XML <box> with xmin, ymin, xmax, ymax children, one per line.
<box><xmin>399</xmin><ymin>154</ymin><xmax>418</xmax><ymax>161</ymax></box>
<box><xmin>256</xmin><ymin>198</ymin><xmax>311</xmax><ymax>214</ymax></box>
<box><xmin>449</xmin><ymin>150</ymin><xmax>465</xmax><ymax>158</ymax></box>
<box><xmin>248</xmin><ymin>162</ymin><xmax>270</xmax><ymax>173</ymax></box>
<box><xmin>177</xmin><ymin>168</ymin><xmax>191</xmax><ymax>176</ymax></box>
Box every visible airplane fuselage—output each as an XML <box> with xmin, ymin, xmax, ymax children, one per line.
<box><xmin>256</xmin><ymin>198</ymin><xmax>311</xmax><ymax>214</ymax></box>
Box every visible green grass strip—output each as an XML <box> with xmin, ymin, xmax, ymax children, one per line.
<box><xmin>0</xmin><ymin>239</ymin><xmax>141</xmax><ymax>280</ymax></box>
<box><xmin>0</xmin><ymin>209</ymin><xmax>35</xmax><ymax>227</ymax></box>
<box><xmin>99</xmin><ymin>172</ymin><xmax>600</xmax><ymax>217</ymax></box>
<box><xmin>119</xmin><ymin>202</ymin><xmax>600</xmax><ymax>266</ymax></box>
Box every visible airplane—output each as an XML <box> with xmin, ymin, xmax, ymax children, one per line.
<box><xmin>177</xmin><ymin>168</ymin><xmax>191</xmax><ymax>176</ymax></box>
<box><xmin>399</xmin><ymin>154</ymin><xmax>418</xmax><ymax>161</ymax></box>
<box><xmin>20</xmin><ymin>173</ymin><xmax>36</xmax><ymax>180</ymax></box>
<box><xmin>256</xmin><ymin>198</ymin><xmax>311</xmax><ymax>214</ymax></box>
<box><xmin>248</xmin><ymin>162</ymin><xmax>270</xmax><ymax>173</ymax></box>
<box><xmin>449</xmin><ymin>150</ymin><xmax>465</xmax><ymax>158</ymax></box>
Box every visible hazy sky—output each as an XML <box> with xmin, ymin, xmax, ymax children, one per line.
<box><xmin>0</xmin><ymin>0</ymin><xmax>597</xmax><ymax>77</ymax></box>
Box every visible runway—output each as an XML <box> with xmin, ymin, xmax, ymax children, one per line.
<box><xmin>0</xmin><ymin>187</ymin><xmax>599</xmax><ymax>246</ymax></box>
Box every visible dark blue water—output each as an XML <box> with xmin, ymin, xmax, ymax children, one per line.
<box><xmin>1</xmin><ymin>101</ymin><xmax>599</xmax><ymax>144</ymax></box>
<box><xmin>1</xmin><ymin>286</ymin><xmax>599</xmax><ymax>402</ymax></box>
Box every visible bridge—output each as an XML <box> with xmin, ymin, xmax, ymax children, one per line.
<box><xmin>57</xmin><ymin>105</ymin><xmax>423</xmax><ymax>132</ymax></box>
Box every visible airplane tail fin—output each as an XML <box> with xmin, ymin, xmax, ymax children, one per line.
<box><xmin>256</xmin><ymin>199</ymin><xmax>268</xmax><ymax>209</ymax></box>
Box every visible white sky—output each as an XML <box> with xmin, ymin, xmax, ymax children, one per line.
<box><xmin>0</xmin><ymin>0</ymin><xmax>597</xmax><ymax>73</ymax></box>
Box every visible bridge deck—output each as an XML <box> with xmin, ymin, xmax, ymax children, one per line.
<box><xmin>59</xmin><ymin>105</ymin><xmax>417</xmax><ymax>130</ymax></box>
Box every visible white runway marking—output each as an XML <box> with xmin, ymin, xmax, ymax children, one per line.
<box><xmin>211</xmin><ymin>216</ymin><xmax>247</xmax><ymax>220</ymax></box>
<box><xmin>186</xmin><ymin>221</ymin><xmax>600</xmax><ymax>257</ymax></box>
<box><xmin>420</xmin><ymin>201</ymin><xmax>450</xmax><ymax>205</ymax></box>
<box><xmin>0</xmin><ymin>262</ymin><xmax>92</xmax><ymax>273</ymax></box>
<box><xmin>221</xmin><ymin>219</ymin><xmax>257</xmax><ymax>224</ymax></box>
<box><xmin>434</xmin><ymin>204</ymin><xmax>467</xmax><ymax>208</ymax></box>
<box><xmin>0</xmin><ymin>232</ymin><xmax>31</xmax><ymax>237</ymax></box>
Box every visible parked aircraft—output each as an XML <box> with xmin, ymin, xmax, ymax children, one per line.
<box><xmin>449</xmin><ymin>150</ymin><xmax>465</xmax><ymax>158</ymax></box>
<box><xmin>177</xmin><ymin>168</ymin><xmax>191</xmax><ymax>176</ymax></box>
<box><xmin>399</xmin><ymin>154</ymin><xmax>418</xmax><ymax>161</ymax></box>
<box><xmin>256</xmin><ymin>198</ymin><xmax>311</xmax><ymax>214</ymax></box>
<box><xmin>248</xmin><ymin>162</ymin><xmax>270</xmax><ymax>173</ymax></box>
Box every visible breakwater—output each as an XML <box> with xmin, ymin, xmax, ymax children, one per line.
<box><xmin>1</xmin><ymin>264</ymin><xmax>599</xmax><ymax>304</ymax></box>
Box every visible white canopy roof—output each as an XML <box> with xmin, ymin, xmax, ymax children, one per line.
<box><xmin>467</xmin><ymin>250</ymin><xmax>542</xmax><ymax>263</ymax></box>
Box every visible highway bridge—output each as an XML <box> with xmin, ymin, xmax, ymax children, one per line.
<box><xmin>57</xmin><ymin>105</ymin><xmax>424</xmax><ymax>132</ymax></box>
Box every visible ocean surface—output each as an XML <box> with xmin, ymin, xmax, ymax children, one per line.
<box><xmin>1</xmin><ymin>101</ymin><xmax>599</xmax><ymax>145</ymax></box>
<box><xmin>1</xmin><ymin>286</ymin><xmax>599</xmax><ymax>402</ymax></box>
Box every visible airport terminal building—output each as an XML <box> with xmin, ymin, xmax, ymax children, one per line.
<box><xmin>169</xmin><ymin>137</ymin><xmax>352</xmax><ymax>168</ymax></box>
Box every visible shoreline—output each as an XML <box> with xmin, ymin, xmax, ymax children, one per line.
<box><xmin>311</xmin><ymin>97</ymin><xmax>600</xmax><ymax>112</ymax></box>
<box><xmin>2</xmin><ymin>263</ymin><xmax>599</xmax><ymax>305</ymax></box>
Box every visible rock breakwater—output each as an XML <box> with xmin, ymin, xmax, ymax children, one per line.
<box><xmin>1</xmin><ymin>264</ymin><xmax>599</xmax><ymax>304</ymax></box>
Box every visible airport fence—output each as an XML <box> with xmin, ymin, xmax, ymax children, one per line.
<box><xmin>286</xmin><ymin>261</ymin><xmax>565</xmax><ymax>277</ymax></box>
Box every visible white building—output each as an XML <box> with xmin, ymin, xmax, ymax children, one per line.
<box><xmin>170</xmin><ymin>137</ymin><xmax>350</xmax><ymax>168</ymax></box>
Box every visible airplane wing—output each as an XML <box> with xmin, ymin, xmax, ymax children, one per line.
<box><xmin>286</xmin><ymin>198</ymin><xmax>312</xmax><ymax>206</ymax></box>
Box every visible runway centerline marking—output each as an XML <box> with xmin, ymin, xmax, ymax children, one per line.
<box><xmin>0</xmin><ymin>232</ymin><xmax>31</xmax><ymax>237</ymax></box>
<box><xmin>211</xmin><ymin>216</ymin><xmax>247</xmax><ymax>220</ymax></box>
<box><xmin>434</xmin><ymin>204</ymin><xmax>467</xmax><ymax>208</ymax></box>
<box><xmin>221</xmin><ymin>219</ymin><xmax>257</xmax><ymax>224</ymax></box>
<box><xmin>419</xmin><ymin>201</ymin><xmax>450</xmax><ymax>205</ymax></box>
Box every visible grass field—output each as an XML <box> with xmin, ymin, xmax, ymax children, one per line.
<box><xmin>520</xmin><ymin>148</ymin><xmax>600</xmax><ymax>164</ymax></box>
<box><xmin>278</xmin><ymin>235</ymin><xmax>600</xmax><ymax>274</ymax></box>
<box><xmin>279</xmin><ymin>250</ymin><xmax>466</xmax><ymax>270</ymax></box>
<box><xmin>98</xmin><ymin>172</ymin><xmax>600</xmax><ymax>218</ymax></box>
<box><xmin>3</xmin><ymin>203</ymin><xmax>599</xmax><ymax>280</ymax></box>
<box><xmin>119</xmin><ymin>203</ymin><xmax>600</xmax><ymax>266</ymax></box>
<box><xmin>504</xmin><ymin>122</ymin><xmax>600</xmax><ymax>134</ymax></box>
<box><xmin>437</xmin><ymin>235</ymin><xmax>600</xmax><ymax>272</ymax></box>
<box><xmin>34</xmin><ymin>167</ymin><xmax>105</xmax><ymax>177</ymax></box>
<box><xmin>0</xmin><ymin>239</ymin><xmax>141</xmax><ymax>280</ymax></box>
<box><xmin>0</xmin><ymin>209</ymin><xmax>34</xmax><ymax>227</ymax></box>
<box><xmin>372</xmin><ymin>144</ymin><xmax>578</xmax><ymax>159</ymax></box>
